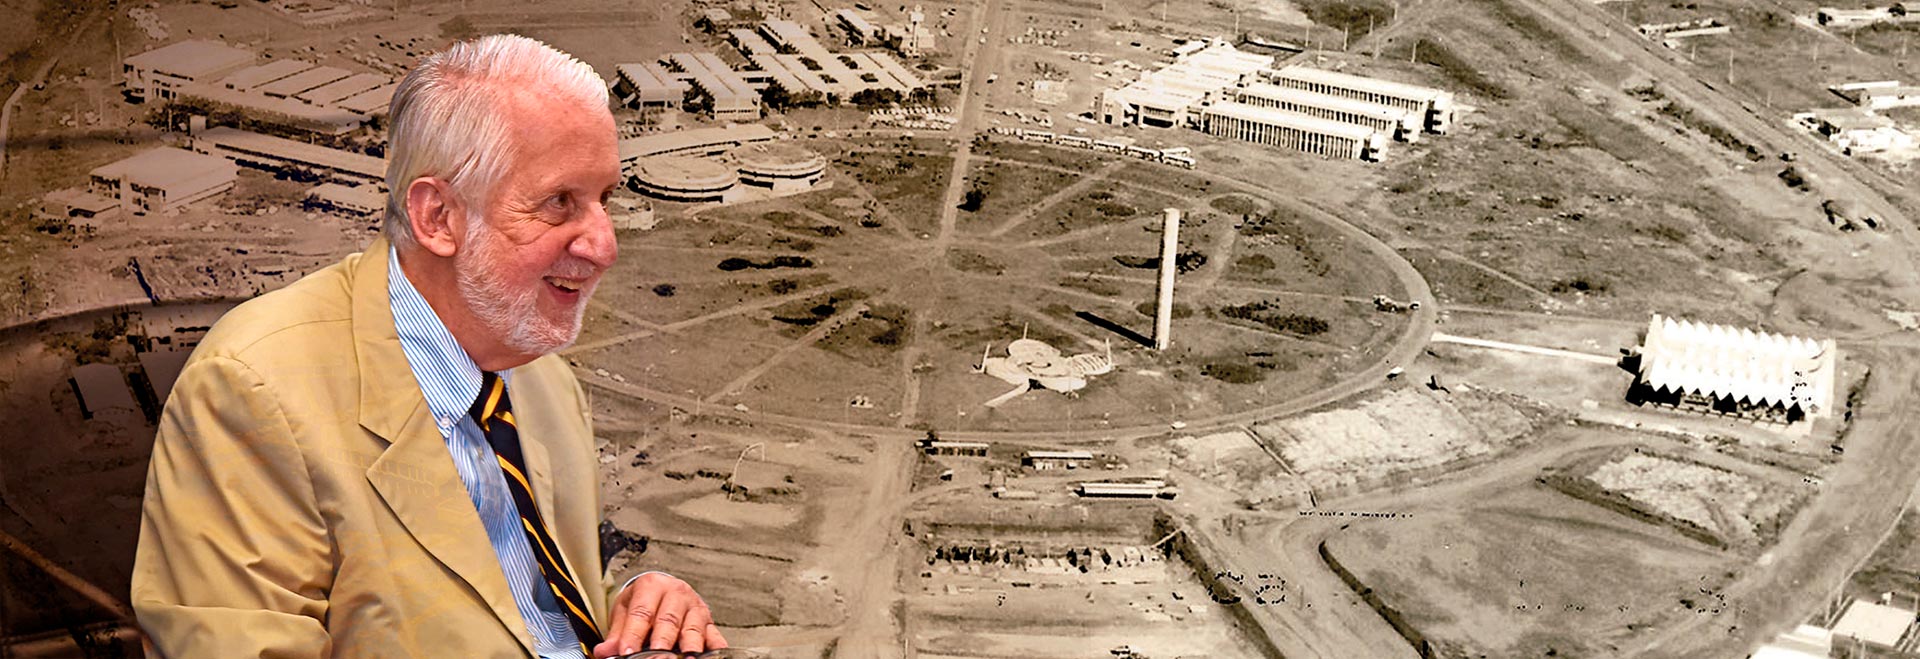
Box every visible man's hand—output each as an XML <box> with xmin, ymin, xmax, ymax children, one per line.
<box><xmin>592</xmin><ymin>572</ymin><xmax>726</xmax><ymax>658</ymax></box>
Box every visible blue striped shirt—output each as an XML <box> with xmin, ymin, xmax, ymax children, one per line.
<box><xmin>387</xmin><ymin>247</ymin><xmax>586</xmax><ymax>659</ymax></box>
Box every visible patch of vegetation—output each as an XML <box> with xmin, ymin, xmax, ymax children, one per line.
<box><xmin>1133</xmin><ymin>301</ymin><xmax>1194</xmax><ymax>319</ymax></box>
<box><xmin>1413</xmin><ymin>38</ymin><xmax>1509</xmax><ymax>100</ymax></box>
<box><xmin>717</xmin><ymin>256</ymin><xmax>816</xmax><ymax>271</ymax></box>
<box><xmin>1113</xmin><ymin>251</ymin><xmax>1207</xmax><ymax>273</ymax></box>
<box><xmin>652</xmin><ymin>284</ymin><xmax>676</xmax><ymax>297</ymax></box>
<box><xmin>958</xmin><ymin>186</ymin><xmax>987</xmax><ymax>212</ymax></box>
<box><xmin>1210</xmin><ymin>195</ymin><xmax>1262</xmax><ymax>216</ymax></box>
<box><xmin>1549</xmin><ymin>275</ymin><xmax>1610</xmax><ymax>295</ymax></box>
<box><xmin>1202</xmin><ymin>360</ymin><xmax>1266</xmax><ymax>384</ymax></box>
<box><xmin>1295</xmin><ymin>0</ymin><xmax>1392</xmax><ymax>42</ymax></box>
<box><xmin>1218</xmin><ymin>301</ymin><xmax>1330</xmax><ymax>336</ymax></box>
<box><xmin>1658</xmin><ymin>101</ymin><xmax>1763</xmax><ymax>161</ymax></box>
<box><xmin>1233</xmin><ymin>254</ymin><xmax>1276</xmax><ymax>273</ymax></box>
<box><xmin>770</xmin><ymin>288</ymin><xmax>869</xmax><ymax>326</ymax></box>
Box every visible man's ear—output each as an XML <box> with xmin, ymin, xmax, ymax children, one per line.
<box><xmin>405</xmin><ymin>177</ymin><xmax>463</xmax><ymax>258</ymax></box>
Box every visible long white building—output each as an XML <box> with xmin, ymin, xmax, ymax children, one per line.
<box><xmin>1262</xmin><ymin>65</ymin><xmax>1456</xmax><ymax>133</ymax></box>
<box><xmin>1230</xmin><ymin>83</ymin><xmax>1420</xmax><ymax>142</ymax></box>
<box><xmin>1201</xmin><ymin>101</ymin><xmax>1387</xmax><ymax>161</ymax></box>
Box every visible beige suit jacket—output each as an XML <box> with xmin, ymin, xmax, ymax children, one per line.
<box><xmin>132</xmin><ymin>238</ymin><xmax>609</xmax><ymax>657</ymax></box>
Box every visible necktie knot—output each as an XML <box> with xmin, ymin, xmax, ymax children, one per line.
<box><xmin>470</xmin><ymin>371</ymin><xmax>511</xmax><ymax>428</ymax></box>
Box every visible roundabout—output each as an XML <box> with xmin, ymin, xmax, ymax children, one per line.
<box><xmin>568</xmin><ymin>137</ymin><xmax>1435</xmax><ymax>436</ymax></box>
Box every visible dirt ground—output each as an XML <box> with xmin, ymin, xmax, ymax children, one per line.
<box><xmin>1323</xmin><ymin>480</ymin><xmax>1738</xmax><ymax>658</ymax></box>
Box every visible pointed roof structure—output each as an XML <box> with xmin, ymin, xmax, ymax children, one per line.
<box><xmin>1636</xmin><ymin>314</ymin><xmax>1838</xmax><ymax>416</ymax></box>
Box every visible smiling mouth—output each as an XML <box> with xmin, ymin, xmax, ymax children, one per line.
<box><xmin>545</xmin><ymin>276</ymin><xmax>585</xmax><ymax>293</ymax></box>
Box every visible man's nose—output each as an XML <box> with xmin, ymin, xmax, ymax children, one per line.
<box><xmin>572</xmin><ymin>202</ymin><xmax>618</xmax><ymax>269</ymax></box>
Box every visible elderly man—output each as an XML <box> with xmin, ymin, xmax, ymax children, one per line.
<box><xmin>132</xmin><ymin>35</ymin><xmax>718</xmax><ymax>658</ymax></box>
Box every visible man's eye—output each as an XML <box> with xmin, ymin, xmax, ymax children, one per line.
<box><xmin>547</xmin><ymin>194</ymin><xmax>571</xmax><ymax>211</ymax></box>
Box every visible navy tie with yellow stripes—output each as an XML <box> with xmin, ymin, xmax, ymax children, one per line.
<box><xmin>470</xmin><ymin>371</ymin><xmax>604</xmax><ymax>653</ymax></box>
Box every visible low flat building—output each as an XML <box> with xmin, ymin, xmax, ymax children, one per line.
<box><xmin>1749</xmin><ymin>624</ymin><xmax>1832</xmax><ymax>659</ymax></box>
<box><xmin>138</xmin><ymin>349</ymin><xmax>191</xmax><ymax>409</ymax></box>
<box><xmin>43</xmin><ymin>188</ymin><xmax>122</xmax><ymax>228</ymax></box>
<box><xmin>667</xmin><ymin>52</ymin><xmax>761</xmax><ymax>121</ymax></box>
<box><xmin>613</xmin><ymin>62</ymin><xmax>692</xmax><ymax>110</ymax></box>
<box><xmin>177</xmin><ymin>83</ymin><xmax>368</xmax><ymax>135</ymax></box>
<box><xmin>1831</xmin><ymin>600</ymin><xmax>1914</xmax><ymax>651</ymax></box>
<box><xmin>1832</xmin><ymin>80</ymin><xmax>1920</xmax><ymax>111</ymax></box>
<box><xmin>1630</xmin><ymin>314</ymin><xmax>1839</xmax><ymax>423</ymax></box>
<box><xmin>259</xmin><ymin>65</ymin><xmax>351</xmax><ymax>99</ymax></box>
<box><xmin>191</xmin><ymin>126</ymin><xmax>385</xmax><ymax>185</ymax></box>
<box><xmin>89</xmin><ymin>147</ymin><xmax>238</xmax><ymax>216</ymax></box>
<box><xmin>920</xmin><ymin>440</ymin><xmax>989</xmax><ymax>457</ymax></box>
<box><xmin>618</xmin><ymin>124</ymin><xmax>778</xmax><ymax>164</ymax></box>
<box><xmin>124</xmin><ymin>40</ymin><xmax>255</xmax><ymax>102</ymax></box>
<box><xmin>1022</xmin><ymin>450</ymin><xmax>1094</xmax><ymax>470</ymax></box>
<box><xmin>296</xmin><ymin>72</ymin><xmax>389</xmax><ymax>106</ymax></box>
<box><xmin>305</xmin><ymin>182</ymin><xmax>386</xmax><ymax>217</ymax></box>
<box><xmin>1075</xmin><ymin>481</ymin><xmax>1174</xmax><ymax>499</ymax></box>
<box><xmin>220</xmin><ymin>59</ymin><xmax>313</xmax><ymax>92</ymax></box>
<box><xmin>1797</xmin><ymin>107</ymin><xmax>1916</xmax><ymax>154</ymax></box>
<box><xmin>1201</xmin><ymin>101</ymin><xmax>1387</xmax><ymax>161</ymax></box>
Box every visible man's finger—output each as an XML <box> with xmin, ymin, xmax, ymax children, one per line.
<box><xmin>616</xmin><ymin>582</ymin><xmax>669</xmax><ymax>654</ymax></box>
<box><xmin>677</xmin><ymin>605</ymin><xmax>713</xmax><ymax>653</ymax></box>
<box><xmin>594</xmin><ymin>586</ymin><xmax>635</xmax><ymax>658</ymax></box>
<box><xmin>647</xmin><ymin>590</ymin><xmax>694</xmax><ymax>651</ymax></box>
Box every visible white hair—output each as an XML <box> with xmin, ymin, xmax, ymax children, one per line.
<box><xmin>382</xmin><ymin>34</ymin><xmax>610</xmax><ymax>249</ymax></box>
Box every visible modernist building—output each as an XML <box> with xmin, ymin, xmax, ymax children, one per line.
<box><xmin>191</xmin><ymin>126</ymin><xmax>385</xmax><ymax>186</ymax></box>
<box><xmin>304</xmin><ymin>182</ymin><xmax>386</xmax><ymax>217</ymax></box>
<box><xmin>1201</xmin><ymin>101</ymin><xmax>1388</xmax><ymax>161</ymax></box>
<box><xmin>88</xmin><ymin>147</ymin><xmax>238</xmax><ymax>216</ymax></box>
<box><xmin>613</xmin><ymin>62</ymin><xmax>692</xmax><ymax>111</ymax></box>
<box><xmin>1099</xmin><ymin>41</ymin><xmax>1273</xmax><ymax>128</ymax></box>
<box><xmin>1230</xmin><ymin>83</ymin><xmax>1421</xmax><ymax>142</ymax></box>
<box><xmin>618</xmin><ymin>124</ymin><xmax>779</xmax><ymax>165</ymax></box>
<box><xmin>123</xmin><ymin>40</ymin><xmax>254</xmax><ymax>102</ymax></box>
<box><xmin>1629</xmin><ymin>314</ymin><xmax>1839</xmax><ymax>423</ymax></box>
<box><xmin>629</xmin><ymin>156</ymin><xmax>741</xmax><ymax>202</ymax></box>
<box><xmin>666</xmin><ymin>52</ymin><xmax>762</xmax><ymax>121</ymax></box>
<box><xmin>1262</xmin><ymin>65</ymin><xmax>1456</xmax><ymax>133</ymax></box>
<box><xmin>734</xmin><ymin>143</ymin><xmax>827</xmax><ymax>190</ymax></box>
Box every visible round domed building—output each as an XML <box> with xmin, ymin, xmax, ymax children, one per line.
<box><xmin>629</xmin><ymin>155</ymin><xmax>741</xmax><ymax>203</ymax></box>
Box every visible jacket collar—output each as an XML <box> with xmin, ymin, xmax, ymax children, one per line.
<box><xmin>352</xmin><ymin>237</ymin><xmax>539</xmax><ymax>655</ymax></box>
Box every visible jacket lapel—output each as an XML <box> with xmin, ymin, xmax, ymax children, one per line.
<box><xmin>351</xmin><ymin>238</ymin><xmax>537</xmax><ymax>656</ymax></box>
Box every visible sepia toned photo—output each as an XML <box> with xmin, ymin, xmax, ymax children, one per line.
<box><xmin>0</xmin><ymin>0</ymin><xmax>1917</xmax><ymax>657</ymax></box>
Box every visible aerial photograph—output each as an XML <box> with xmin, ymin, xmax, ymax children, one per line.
<box><xmin>0</xmin><ymin>0</ymin><xmax>1917</xmax><ymax>656</ymax></box>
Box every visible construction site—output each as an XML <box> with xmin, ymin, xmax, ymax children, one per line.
<box><xmin>3</xmin><ymin>0</ymin><xmax>1920</xmax><ymax>657</ymax></box>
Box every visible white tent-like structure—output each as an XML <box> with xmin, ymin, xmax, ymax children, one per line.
<box><xmin>1631</xmin><ymin>314</ymin><xmax>1838</xmax><ymax>423</ymax></box>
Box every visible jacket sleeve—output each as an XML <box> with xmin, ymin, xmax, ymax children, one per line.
<box><xmin>132</xmin><ymin>355</ymin><xmax>334</xmax><ymax>658</ymax></box>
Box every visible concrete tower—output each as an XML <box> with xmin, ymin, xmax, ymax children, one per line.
<box><xmin>1155</xmin><ymin>208</ymin><xmax>1180</xmax><ymax>350</ymax></box>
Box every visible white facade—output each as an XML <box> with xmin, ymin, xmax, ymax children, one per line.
<box><xmin>1263</xmin><ymin>65</ymin><xmax>1456</xmax><ymax>133</ymax></box>
<box><xmin>1633</xmin><ymin>314</ymin><xmax>1839</xmax><ymax>422</ymax></box>
<box><xmin>123</xmin><ymin>40</ymin><xmax>255</xmax><ymax>102</ymax></box>
<box><xmin>1202</xmin><ymin>101</ymin><xmax>1387</xmax><ymax>161</ymax></box>
<box><xmin>1231</xmin><ymin>83</ymin><xmax>1421</xmax><ymax>142</ymax></box>
<box><xmin>88</xmin><ymin>148</ymin><xmax>237</xmax><ymax>216</ymax></box>
<box><xmin>1099</xmin><ymin>42</ymin><xmax>1272</xmax><ymax>128</ymax></box>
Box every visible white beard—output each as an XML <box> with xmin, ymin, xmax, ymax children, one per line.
<box><xmin>455</xmin><ymin>214</ymin><xmax>593</xmax><ymax>356</ymax></box>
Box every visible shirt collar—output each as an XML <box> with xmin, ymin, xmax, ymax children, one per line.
<box><xmin>387</xmin><ymin>246</ymin><xmax>510</xmax><ymax>437</ymax></box>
